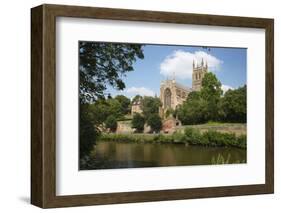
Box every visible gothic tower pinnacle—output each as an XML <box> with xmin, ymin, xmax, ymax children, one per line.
<box><xmin>192</xmin><ymin>58</ymin><xmax>208</xmax><ymax>91</ymax></box>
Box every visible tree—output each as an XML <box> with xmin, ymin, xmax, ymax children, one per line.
<box><xmin>79</xmin><ymin>42</ymin><xmax>144</xmax><ymax>159</ymax></box>
<box><xmin>141</xmin><ymin>96</ymin><xmax>161</xmax><ymax>120</ymax></box>
<box><xmin>105</xmin><ymin>115</ymin><xmax>118</xmax><ymax>132</ymax></box>
<box><xmin>147</xmin><ymin>114</ymin><xmax>162</xmax><ymax>133</ymax></box>
<box><xmin>79</xmin><ymin>104</ymin><xmax>100</xmax><ymax>159</ymax></box>
<box><xmin>132</xmin><ymin>95</ymin><xmax>143</xmax><ymax>103</ymax></box>
<box><xmin>106</xmin><ymin>98</ymin><xmax>123</xmax><ymax>119</ymax></box>
<box><xmin>200</xmin><ymin>72</ymin><xmax>223</xmax><ymax>121</ymax></box>
<box><xmin>79</xmin><ymin>42</ymin><xmax>144</xmax><ymax>103</ymax></box>
<box><xmin>115</xmin><ymin>95</ymin><xmax>131</xmax><ymax>115</ymax></box>
<box><xmin>177</xmin><ymin>91</ymin><xmax>208</xmax><ymax>125</ymax></box>
<box><xmin>219</xmin><ymin>85</ymin><xmax>246</xmax><ymax>123</ymax></box>
<box><xmin>131</xmin><ymin>113</ymin><xmax>145</xmax><ymax>132</ymax></box>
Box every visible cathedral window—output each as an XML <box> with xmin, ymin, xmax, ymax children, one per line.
<box><xmin>164</xmin><ymin>88</ymin><xmax>172</xmax><ymax>108</ymax></box>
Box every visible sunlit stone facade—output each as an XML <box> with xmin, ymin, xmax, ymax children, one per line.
<box><xmin>159</xmin><ymin>59</ymin><xmax>208</xmax><ymax>117</ymax></box>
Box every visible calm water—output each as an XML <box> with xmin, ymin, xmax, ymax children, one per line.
<box><xmin>85</xmin><ymin>141</ymin><xmax>246</xmax><ymax>170</ymax></box>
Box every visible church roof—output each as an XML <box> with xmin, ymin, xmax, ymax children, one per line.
<box><xmin>174</xmin><ymin>82</ymin><xmax>191</xmax><ymax>92</ymax></box>
<box><xmin>161</xmin><ymin>79</ymin><xmax>192</xmax><ymax>92</ymax></box>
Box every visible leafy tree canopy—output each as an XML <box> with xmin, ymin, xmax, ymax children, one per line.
<box><xmin>177</xmin><ymin>91</ymin><xmax>208</xmax><ymax>125</ymax></box>
<box><xmin>79</xmin><ymin>42</ymin><xmax>144</xmax><ymax>103</ymax></box>
<box><xmin>219</xmin><ymin>85</ymin><xmax>246</xmax><ymax>123</ymax></box>
<box><xmin>115</xmin><ymin>95</ymin><xmax>131</xmax><ymax>115</ymax></box>
<box><xmin>79</xmin><ymin>42</ymin><xmax>144</xmax><ymax>159</ymax></box>
<box><xmin>105</xmin><ymin>115</ymin><xmax>118</xmax><ymax>132</ymax></box>
<box><xmin>131</xmin><ymin>113</ymin><xmax>145</xmax><ymax>133</ymax></box>
<box><xmin>201</xmin><ymin>72</ymin><xmax>223</xmax><ymax>101</ymax></box>
<box><xmin>132</xmin><ymin>95</ymin><xmax>143</xmax><ymax>103</ymax></box>
<box><xmin>147</xmin><ymin>114</ymin><xmax>162</xmax><ymax>133</ymax></box>
<box><xmin>79</xmin><ymin>104</ymin><xmax>100</xmax><ymax>159</ymax></box>
<box><xmin>200</xmin><ymin>72</ymin><xmax>223</xmax><ymax>121</ymax></box>
<box><xmin>141</xmin><ymin>96</ymin><xmax>161</xmax><ymax>120</ymax></box>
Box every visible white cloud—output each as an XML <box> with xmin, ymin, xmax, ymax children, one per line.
<box><xmin>126</xmin><ymin>87</ymin><xmax>155</xmax><ymax>97</ymax></box>
<box><xmin>222</xmin><ymin>84</ymin><xmax>234</xmax><ymax>93</ymax></box>
<box><xmin>160</xmin><ymin>50</ymin><xmax>223</xmax><ymax>80</ymax></box>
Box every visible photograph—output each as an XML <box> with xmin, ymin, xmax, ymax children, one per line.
<box><xmin>28</xmin><ymin>3</ymin><xmax>274</xmax><ymax>209</ymax></box>
<box><xmin>79</xmin><ymin>41</ymin><xmax>247</xmax><ymax>170</ymax></box>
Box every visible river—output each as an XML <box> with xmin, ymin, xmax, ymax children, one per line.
<box><xmin>84</xmin><ymin>141</ymin><xmax>246</xmax><ymax>170</ymax></box>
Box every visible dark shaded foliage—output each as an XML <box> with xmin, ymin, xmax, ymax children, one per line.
<box><xmin>219</xmin><ymin>85</ymin><xmax>247</xmax><ymax>123</ymax></box>
<box><xmin>131</xmin><ymin>113</ymin><xmax>145</xmax><ymax>132</ymax></box>
<box><xmin>147</xmin><ymin>114</ymin><xmax>162</xmax><ymax>133</ymax></box>
<box><xmin>79</xmin><ymin>42</ymin><xmax>144</xmax><ymax>103</ymax></box>
<box><xmin>79</xmin><ymin>42</ymin><xmax>144</xmax><ymax>159</ymax></box>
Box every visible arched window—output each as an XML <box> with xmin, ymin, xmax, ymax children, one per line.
<box><xmin>164</xmin><ymin>88</ymin><xmax>172</xmax><ymax>108</ymax></box>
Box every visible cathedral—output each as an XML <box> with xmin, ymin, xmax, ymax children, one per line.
<box><xmin>159</xmin><ymin>59</ymin><xmax>208</xmax><ymax>117</ymax></box>
<box><xmin>131</xmin><ymin>59</ymin><xmax>208</xmax><ymax>118</ymax></box>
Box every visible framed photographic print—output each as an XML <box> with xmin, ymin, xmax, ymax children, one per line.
<box><xmin>31</xmin><ymin>4</ymin><xmax>274</xmax><ymax>208</ymax></box>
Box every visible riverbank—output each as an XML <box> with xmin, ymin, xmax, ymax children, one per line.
<box><xmin>177</xmin><ymin>122</ymin><xmax>246</xmax><ymax>136</ymax></box>
<box><xmin>99</xmin><ymin>128</ymin><xmax>246</xmax><ymax>149</ymax></box>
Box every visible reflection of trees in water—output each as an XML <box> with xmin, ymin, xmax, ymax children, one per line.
<box><xmin>81</xmin><ymin>142</ymin><xmax>246</xmax><ymax>170</ymax></box>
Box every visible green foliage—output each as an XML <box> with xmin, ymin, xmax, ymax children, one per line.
<box><xmin>115</xmin><ymin>95</ymin><xmax>131</xmax><ymax>115</ymax></box>
<box><xmin>79</xmin><ymin>104</ymin><xmax>100</xmax><ymax>158</ymax></box>
<box><xmin>147</xmin><ymin>114</ymin><xmax>162</xmax><ymax>133</ymax></box>
<box><xmin>177</xmin><ymin>73</ymin><xmax>246</xmax><ymax>125</ymax></box>
<box><xmin>202</xmin><ymin>130</ymin><xmax>236</xmax><ymax>147</ymax></box>
<box><xmin>211</xmin><ymin>153</ymin><xmax>231</xmax><ymax>164</ymax></box>
<box><xmin>184</xmin><ymin>128</ymin><xmax>206</xmax><ymax>145</ymax></box>
<box><xmin>219</xmin><ymin>85</ymin><xmax>247</xmax><ymax>123</ymax></box>
<box><xmin>183</xmin><ymin>128</ymin><xmax>246</xmax><ymax>148</ymax></box>
<box><xmin>79</xmin><ymin>42</ymin><xmax>144</xmax><ymax>103</ymax></box>
<box><xmin>178</xmin><ymin>91</ymin><xmax>208</xmax><ymax>125</ymax></box>
<box><xmin>165</xmin><ymin>108</ymin><xmax>175</xmax><ymax>118</ymax></box>
<box><xmin>153</xmin><ymin>134</ymin><xmax>175</xmax><ymax>143</ymax></box>
<box><xmin>79</xmin><ymin>42</ymin><xmax>144</xmax><ymax>159</ymax></box>
<box><xmin>131</xmin><ymin>113</ymin><xmax>145</xmax><ymax>132</ymax></box>
<box><xmin>237</xmin><ymin>134</ymin><xmax>247</xmax><ymax>149</ymax></box>
<box><xmin>105</xmin><ymin>115</ymin><xmax>117</xmax><ymax>132</ymax></box>
<box><xmin>201</xmin><ymin>73</ymin><xmax>223</xmax><ymax>100</ymax></box>
<box><xmin>100</xmin><ymin>133</ymin><xmax>155</xmax><ymax>143</ymax></box>
<box><xmin>141</xmin><ymin>96</ymin><xmax>161</xmax><ymax>120</ymax></box>
<box><xmin>200</xmin><ymin>72</ymin><xmax>223</xmax><ymax>120</ymax></box>
<box><xmin>132</xmin><ymin>95</ymin><xmax>143</xmax><ymax>103</ymax></box>
<box><xmin>106</xmin><ymin>98</ymin><xmax>124</xmax><ymax>119</ymax></box>
<box><xmin>85</xmin><ymin>96</ymin><xmax>129</xmax><ymax>125</ymax></box>
<box><xmin>100</xmin><ymin>128</ymin><xmax>246</xmax><ymax>149</ymax></box>
<box><xmin>86</xmin><ymin>98</ymin><xmax>122</xmax><ymax>125</ymax></box>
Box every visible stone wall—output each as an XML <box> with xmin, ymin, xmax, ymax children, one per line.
<box><xmin>116</xmin><ymin>121</ymin><xmax>134</xmax><ymax>134</ymax></box>
<box><xmin>162</xmin><ymin>117</ymin><xmax>182</xmax><ymax>134</ymax></box>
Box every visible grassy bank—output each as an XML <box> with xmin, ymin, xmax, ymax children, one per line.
<box><xmin>99</xmin><ymin>128</ymin><xmax>246</xmax><ymax>149</ymax></box>
<box><xmin>178</xmin><ymin>122</ymin><xmax>246</xmax><ymax>136</ymax></box>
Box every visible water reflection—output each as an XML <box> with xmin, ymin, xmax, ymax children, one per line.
<box><xmin>84</xmin><ymin>141</ymin><xmax>246</xmax><ymax>170</ymax></box>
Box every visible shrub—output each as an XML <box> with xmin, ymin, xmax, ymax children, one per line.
<box><xmin>171</xmin><ymin>132</ymin><xmax>186</xmax><ymax>143</ymax></box>
<box><xmin>105</xmin><ymin>115</ymin><xmax>117</xmax><ymax>132</ymax></box>
<box><xmin>153</xmin><ymin>134</ymin><xmax>172</xmax><ymax>143</ymax></box>
<box><xmin>99</xmin><ymin>129</ymin><xmax>247</xmax><ymax>149</ymax></box>
<box><xmin>147</xmin><ymin>114</ymin><xmax>162</xmax><ymax>133</ymax></box>
<box><xmin>131</xmin><ymin>113</ymin><xmax>145</xmax><ymax>132</ymax></box>
<box><xmin>184</xmin><ymin>128</ymin><xmax>204</xmax><ymax>145</ymax></box>
<box><xmin>202</xmin><ymin>130</ymin><xmax>245</xmax><ymax>148</ymax></box>
<box><xmin>202</xmin><ymin>131</ymin><xmax>227</xmax><ymax>147</ymax></box>
<box><xmin>79</xmin><ymin>104</ymin><xmax>100</xmax><ymax>159</ymax></box>
<box><xmin>237</xmin><ymin>134</ymin><xmax>247</xmax><ymax>149</ymax></box>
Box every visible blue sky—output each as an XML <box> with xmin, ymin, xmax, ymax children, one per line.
<box><xmin>107</xmin><ymin>44</ymin><xmax>246</xmax><ymax>98</ymax></box>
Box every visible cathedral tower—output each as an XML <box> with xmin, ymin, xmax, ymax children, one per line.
<box><xmin>192</xmin><ymin>58</ymin><xmax>208</xmax><ymax>91</ymax></box>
